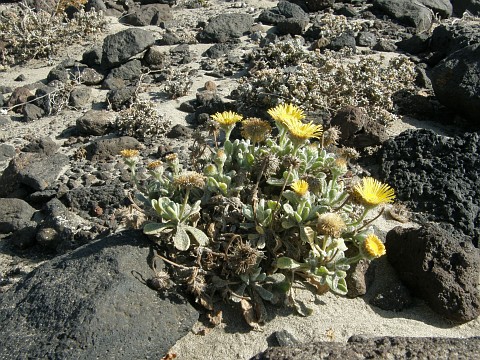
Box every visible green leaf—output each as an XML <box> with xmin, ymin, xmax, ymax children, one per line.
<box><xmin>143</xmin><ymin>222</ymin><xmax>173</xmax><ymax>235</ymax></box>
<box><xmin>266</xmin><ymin>178</ymin><xmax>286</xmax><ymax>186</ymax></box>
<box><xmin>173</xmin><ymin>225</ymin><xmax>190</xmax><ymax>251</ymax></box>
<box><xmin>184</xmin><ymin>225</ymin><xmax>209</xmax><ymax>246</ymax></box>
<box><xmin>277</xmin><ymin>257</ymin><xmax>302</xmax><ymax>269</ymax></box>
<box><xmin>253</xmin><ymin>284</ymin><xmax>274</xmax><ymax>301</ymax></box>
<box><xmin>283</xmin><ymin>203</ymin><xmax>294</xmax><ymax>215</ymax></box>
<box><xmin>300</xmin><ymin>226</ymin><xmax>315</xmax><ymax>244</ymax></box>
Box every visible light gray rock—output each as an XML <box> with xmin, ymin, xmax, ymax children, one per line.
<box><xmin>101</xmin><ymin>28</ymin><xmax>157</xmax><ymax>69</ymax></box>
<box><xmin>0</xmin><ymin>198</ymin><xmax>36</xmax><ymax>233</ymax></box>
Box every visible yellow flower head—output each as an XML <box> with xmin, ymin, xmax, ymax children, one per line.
<box><xmin>241</xmin><ymin>117</ymin><xmax>272</xmax><ymax>143</ymax></box>
<box><xmin>317</xmin><ymin>212</ymin><xmax>346</xmax><ymax>238</ymax></box>
<box><xmin>285</xmin><ymin>118</ymin><xmax>323</xmax><ymax>143</ymax></box>
<box><xmin>361</xmin><ymin>234</ymin><xmax>386</xmax><ymax>260</ymax></box>
<box><xmin>119</xmin><ymin>149</ymin><xmax>140</xmax><ymax>158</ymax></box>
<box><xmin>291</xmin><ymin>179</ymin><xmax>309</xmax><ymax>197</ymax></box>
<box><xmin>353</xmin><ymin>177</ymin><xmax>395</xmax><ymax>207</ymax></box>
<box><xmin>211</xmin><ymin>111</ymin><xmax>243</xmax><ymax>126</ymax></box>
<box><xmin>147</xmin><ymin>160</ymin><xmax>163</xmax><ymax>169</ymax></box>
<box><xmin>268</xmin><ymin>103</ymin><xmax>305</xmax><ymax>125</ymax></box>
<box><xmin>174</xmin><ymin>171</ymin><xmax>206</xmax><ymax>189</ymax></box>
<box><xmin>165</xmin><ymin>153</ymin><xmax>178</xmax><ymax>162</ymax></box>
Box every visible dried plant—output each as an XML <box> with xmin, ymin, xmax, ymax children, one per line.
<box><xmin>115</xmin><ymin>99</ymin><xmax>172</xmax><ymax>140</ymax></box>
<box><xmin>0</xmin><ymin>2</ymin><xmax>107</xmax><ymax>67</ymax></box>
<box><xmin>237</xmin><ymin>39</ymin><xmax>415</xmax><ymax>124</ymax></box>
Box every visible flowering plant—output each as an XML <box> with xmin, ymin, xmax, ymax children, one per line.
<box><xmin>120</xmin><ymin>104</ymin><xmax>395</xmax><ymax>327</ymax></box>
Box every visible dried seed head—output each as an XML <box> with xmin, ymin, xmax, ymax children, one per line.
<box><xmin>282</xmin><ymin>154</ymin><xmax>301</xmax><ymax>169</ymax></box>
<box><xmin>317</xmin><ymin>212</ymin><xmax>346</xmax><ymax>238</ymax></box>
<box><xmin>174</xmin><ymin>171</ymin><xmax>206</xmax><ymax>189</ymax></box>
<box><xmin>323</xmin><ymin>126</ymin><xmax>341</xmax><ymax>146</ymax></box>
<box><xmin>339</xmin><ymin>147</ymin><xmax>360</xmax><ymax>160</ymax></box>
<box><xmin>253</xmin><ymin>153</ymin><xmax>280</xmax><ymax>178</ymax></box>
<box><xmin>228</xmin><ymin>241</ymin><xmax>261</xmax><ymax>275</ymax></box>
<box><xmin>241</xmin><ymin>117</ymin><xmax>272</xmax><ymax>144</ymax></box>
<box><xmin>303</xmin><ymin>174</ymin><xmax>322</xmax><ymax>194</ymax></box>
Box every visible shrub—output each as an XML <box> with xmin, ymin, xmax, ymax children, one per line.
<box><xmin>120</xmin><ymin>104</ymin><xmax>395</xmax><ymax>327</ymax></box>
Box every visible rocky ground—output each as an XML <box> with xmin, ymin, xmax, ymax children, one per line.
<box><xmin>0</xmin><ymin>0</ymin><xmax>479</xmax><ymax>359</ymax></box>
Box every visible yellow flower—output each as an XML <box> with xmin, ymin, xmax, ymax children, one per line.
<box><xmin>361</xmin><ymin>234</ymin><xmax>386</xmax><ymax>260</ymax></box>
<box><xmin>268</xmin><ymin>103</ymin><xmax>305</xmax><ymax>125</ymax></box>
<box><xmin>211</xmin><ymin>111</ymin><xmax>243</xmax><ymax>126</ymax></box>
<box><xmin>174</xmin><ymin>171</ymin><xmax>206</xmax><ymax>189</ymax></box>
<box><xmin>316</xmin><ymin>212</ymin><xmax>346</xmax><ymax>238</ymax></box>
<box><xmin>291</xmin><ymin>179</ymin><xmax>309</xmax><ymax>196</ymax></box>
<box><xmin>147</xmin><ymin>160</ymin><xmax>163</xmax><ymax>169</ymax></box>
<box><xmin>284</xmin><ymin>117</ymin><xmax>323</xmax><ymax>143</ymax></box>
<box><xmin>353</xmin><ymin>177</ymin><xmax>395</xmax><ymax>207</ymax></box>
<box><xmin>165</xmin><ymin>153</ymin><xmax>178</xmax><ymax>162</ymax></box>
<box><xmin>119</xmin><ymin>149</ymin><xmax>140</xmax><ymax>158</ymax></box>
<box><xmin>241</xmin><ymin>117</ymin><xmax>272</xmax><ymax>143</ymax></box>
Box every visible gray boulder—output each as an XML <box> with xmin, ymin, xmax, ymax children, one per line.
<box><xmin>0</xmin><ymin>198</ymin><xmax>36</xmax><ymax>234</ymax></box>
<box><xmin>76</xmin><ymin>110</ymin><xmax>115</xmax><ymax>136</ymax></box>
<box><xmin>85</xmin><ymin>136</ymin><xmax>141</xmax><ymax>161</ymax></box>
<box><xmin>429</xmin><ymin>22</ymin><xmax>480</xmax><ymax>64</ymax></box>
<box><xmin>253</xmin><ymin>336</ymin><xmax>480</xmax><ymax>359</ymax></box>
<box><xmin>431</xmin><ymin>44</ymin><xmax>480</xmax><ymax>126</ymax></box>
<box><xmin>120</xmin><ymin>4</ymin><xmax>173</xmax><ymax>26</ymax></box>
<box><xmin>386</xmin><ymin>224</ymin><xmax>480</xmax><ymax>322</ymax></box>
<box><xmin>101</xmin><ymin>28</ymin><xmax>157</xmax><ymax>69</ymax></box>
<box><xmin>0</xmin><ymin>230</ymin><xmax>198</xmax><ymax>359</ymax></box>
<box><xmin>107</xmin><ymin>59</ymin><xmax>143</xmax><ymax>83</ymax></box>
<box><xmin>380</xmin><ymin>129</ymin><xmax>480</xmax><ymax>244</ymax></box>
<box><xmin>198</xmin><ymin>14</ymin><xmax>254</xmax><ymax>43</ymax></box>
<box><xmin>372</xmin><ymin>0</ymin><xmax>433</xmax><ymax>32</ymax></box>
<box><xmin>417</xmin><ymin>0</ymin><xmax>453</xmax><ymax>18</ymax></box>
<box><xmin>0</xmin><ymin>152</ymin><xmax>69</xmax><ymax>195</ymax></box>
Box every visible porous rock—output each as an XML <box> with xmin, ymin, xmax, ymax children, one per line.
<box><xmin>7</xmin><ymin>86</ymin><xmax>34</xmax><ymax>113</ymax></box>
<box><xmin>386</xmin><ymin>224</ymin><xmax>480</xmax><ymax>322</ymax></box>
<box><xmin>417</xmin><ymin>0</ymin><xmax>453</xmax><ymax>18</ymax></box>
<box><xmin>198</xmin><ymin>13</ymin><xmax>254</xmax><ymax>43</ymax></box>
<box><xmin>330</xmin><ymin>106</ymin><xmax>388</xmax><ymax>148</ymax></box>
<box><xmin>380</xmin><ymin>129</ymin><xmax>480</xmax><ymax>243</ymax></box>
<box><xmin>428</xmin><ymin>20</ymin><xmax>480</xmax><ymax>63</ymax></box>
<box><xmin>0</xmin><ymin>198</ymin><xmax>36</xmax><ymax>234</ymax></box>
<box><xmin>0</xmin><ymin>230</ymin><xmax>198</xmax><ymax>359</ymax></box>
<box><xmin>22</xmin><ymin>136</ymin><xmax>59</xmax><ymax>156</ymax></box>
<box><xmin>101</xmin><ymin>28</ymin><xmax>157</xmax><ymax>69</ymax></box>
<box><xmin>372</xmin><ymin>0</ymin><xmax>432</xmax><ymax>33</ymax></box>
<box><xmin>252</xmin><ymin>336</ymin><xmax>480</xmax><ymax>359</ymax></box>
<box><xmin>430</xmin><ymin>43</ymin><xmax>480</xmax><ymax>126</ymax></box>
<box><xmin>106</xmin><ymin>86</ymin><xmax>137</xmax><ymax>110</ymax></box>
<box><xmin>69</xmin><ymin>86</ymin><xmax>92</xmax><ymax>108</ymax></box>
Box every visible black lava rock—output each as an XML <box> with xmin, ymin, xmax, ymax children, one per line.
<box><xmin>380</xmin><ymin>129</ymin><xmax>480</xmax><ymax>244</ymax></box>
<box><xmin>386</xmin><ymin>224</ymin><xmax>480</xmax><ymax>322</ymax></box>
<box><xmin>0</xmin><ymin>230</ymin><xmax>198</xmax><ymax>359</ymax></box>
